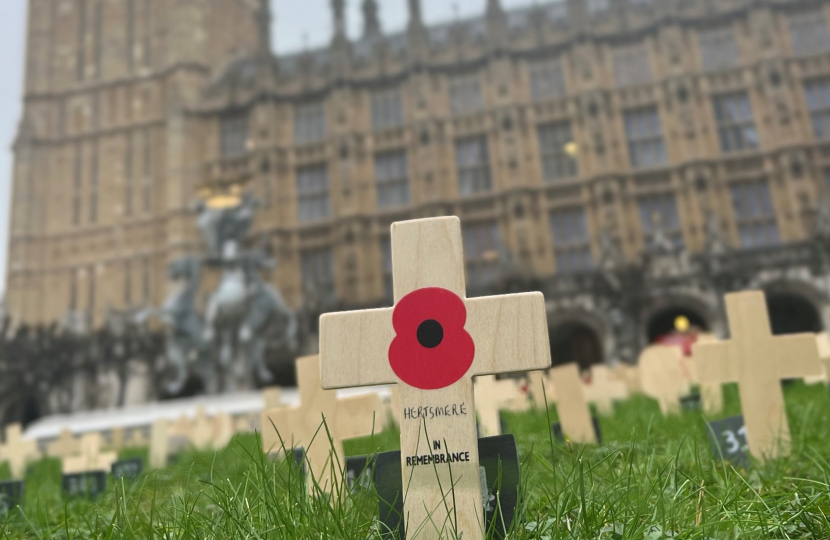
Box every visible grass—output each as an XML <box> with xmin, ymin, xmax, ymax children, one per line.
<box><xmin>1</xmin><ymin>381</ymin><xmax>830</xmax><ymax>538</ymax></box>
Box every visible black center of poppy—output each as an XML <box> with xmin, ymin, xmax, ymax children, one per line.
<box><xmin>417</xmin><ymin>319</ymin><xmax>443</xmax><ymax>349</ymax></box>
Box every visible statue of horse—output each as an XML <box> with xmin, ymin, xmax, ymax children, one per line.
<box><xmin>239</xmin><ymin>254</ymin><xmax>298</xmax><ymax>387</ymax></box>
<box><xmin>159</xmin><ymin>257</ymin><xmax>206</xmax><ymax>394</ymax></box>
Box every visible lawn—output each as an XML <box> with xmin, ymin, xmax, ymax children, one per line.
<box><xmin>2</xmin><ymin>381</ymin><xmax>830</xmax><ymax>539</ymax></box>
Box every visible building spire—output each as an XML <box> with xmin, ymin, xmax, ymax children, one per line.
<box><xmin>362</xmin><ymin>0</ymin><xmax>381</xmax><ymax>39</ymax></box>
<box><xmin>408</xmin><ymin>0</ymin><xmax>423</xmax><ymax>29</ymax></box>
<box><xmin>486</xmin><ymin>0</ymin><xmax>508</xmax><ymax>49</ymax></box>
<box><xmin>256</xmin><ymin>0</ymin><xmax>272</xmax><ymax>56</ymax></box>
<box><xmin>332</xmin><ymin>0</ymin><xmax>346</xmax><ymax>41</ymax></box>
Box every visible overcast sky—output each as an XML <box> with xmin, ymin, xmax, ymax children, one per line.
<box><xmin>0</xmin><ymin>0</ymin><xmax>540</xmax><ymax>299</ymax></box>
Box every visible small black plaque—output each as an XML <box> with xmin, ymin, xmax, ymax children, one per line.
<box><xmin>369</xmin><ymin>434</ymin><xmax>521</xmax><ymax>539</ymax></box>
<box><xmin>111</xmin><ymin>458</ymin><xmax>143</xmax><ymax>480</ymax></box>
<box><xmin>344</xmin><ymin>455</ymin><xmax>373</xmax><ymax>492</ymax></box>
<box><xmin>681</xmin><ymin>394</ymin><xmax>702</xmax><ymax>412</ymax></box>
<box><xmin>706</xmin><ymin>415</ymin><xmax>749</xmax><ymax>468</ymax></box>
<box><xmin>552</xmin><ymin>416</ymin><xmax>602</xmax><ymax>443</ymax></box>
<box><xmin>63</xmin><ymin>471</ymin><xmax>107</xmax><ymax>499</ymax></box>
<box><xmin>0</xmin><ymin>480</ymin><xmax>24</xmax><ymax>512</ymax></box>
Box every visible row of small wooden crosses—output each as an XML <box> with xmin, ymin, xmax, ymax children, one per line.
<box><xmin>0</xmin><ymin>407</ymin><xmax>257</xmax><ymax>482</ymax></box>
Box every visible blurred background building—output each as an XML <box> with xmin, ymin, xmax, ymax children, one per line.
<box><xmin>8</xmin><ymin>0</ymin><xmax>830</xmax><ymax>399</ymax></box>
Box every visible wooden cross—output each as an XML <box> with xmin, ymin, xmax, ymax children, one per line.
<box><xmin>551</xmin><ymin>364</ymin><xmax>598</xmax><ymax>444</ymax></box>
<box><xmin>149</xmin><ymin>419</ymin><xmax>169</xmax><ymax>469</ymax></box>
<box><xmin>125</xmin><ymin>427</ymin><xmax>148</xmax><ymax>448</ymax></box>
<box><xmin>691</xmin><ymin>291</ymin><xmax>821</xmax><ymax>460</ymax></box>
<box><xmin>262</xmin><ymin>387</ymin><xmax>282</xmax><ymax>410</ymax></box>
<box><xmin>805</xmin><ymin>332</ymin><xmax>830</xmax><ymax>384</ymax></box>
<box><xmin>692</xmin><ymin>334</ymin><xmax>724</xmax><ymax>415</ymax></box>
<box><xmin>0</xmin><ymin>424</ymin><xmax>41</xmax><ymax>479</ymax></box>
<box><xmin>638</xmin><ymin>344</ymin><xmax>691</xmax><ymax>415</ymax></box>
<box><xmin>110</xmin><ymin>428</ymin><xmax>125</xmax><ymax>451</ymax></box>
<box><xmin>474</xmin><ymin>375</ymin><xmax>526</xmax><ymax>436</ymax></box>
<box><xmin>528</xmin><ymin>364</ymin><xmax>598</xmax><ymax>444</ymax></box>
<box><xmin>319</xmin><ymin>216</ymin><xmax>550</xmax><ymax>540</ymax></box>
<box><xmin>62</xmin><ymin>433</ymin><xmax>118</xmax><ymax>474</ymax></box>
<box><xmin>46</xmin><ymin>429</ymin><xmax>80</xmax><ymax>459</ymax></box>
<box><xmin>192</xmin><ymin>407</ymin><xmax>214</xmax><ymax>451</ymax></box>
<box><xmin>613</xmin><ymin>363</ymin><xmax>642</xmax><ymax>394</ymax></box>
<box><xmin>261</xmin><ymin>355</ymin><xmax>381</xmax><ymax>491</ymax></box>
<box><xmin>582</xmin><ymin>365</ymin><xmax>628</xmax><ymax>415</ymax></box>
<box><xmin>214</xmin><ymin>412</ymin><xmax>235</xmax><ymax>449</ymax></box>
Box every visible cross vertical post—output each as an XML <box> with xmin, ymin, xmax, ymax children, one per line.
<box><xmin>692</xmin><ymin>291</ymin><xmax>821</xmax><ymax>460</ymax></box>
<box><xmin>261</xmin><ymin>355</ymin><xmax>381</xmax><ymax>493</ymax></box>
<box><xmin>320</xmin><ymin>217</ymin><xmax>550</xmax><ymax>540</ymax></box>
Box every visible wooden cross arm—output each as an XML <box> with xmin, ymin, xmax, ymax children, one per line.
<box><xmin>692</xmin><ymin>341</ymin><xmax>736</xmax><ymax>384</ymax></box>
<box><xmin>467</xmin><ymin>292</ymin><xmax>551</xmax><ymax>376</ymax></box>
<box><xmin>319</xmin><ymin>308</ymin><xmax>397</xmax><ymax>389</ymax></box>
<box><xmin>773</xmin><ymin>333</ymin><xmax>822</xmax><ymax>380</ymax></box>
<box><xmin>334</xmin><ymin>393</ymin><xmax>384</xmax><ymax>440</ymax></box>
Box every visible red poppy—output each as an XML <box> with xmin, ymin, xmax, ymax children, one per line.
<box><xmin>388</xmin><ymin>287</ymin><xmax>475</xmax><ymax>390</ymax></box>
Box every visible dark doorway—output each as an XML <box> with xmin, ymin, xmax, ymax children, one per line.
<box><xmin>766</xmin><ymin>293</ymin><xmax>822</xmax><ymax>335</ymax></box>
<box><xmin>647</xmin><ymin>307</ymin><xmax>708</xmax><ymax>343</ymax></box>
<box><xmin>549</xmin><ymin>322</ymin><xmax>603</xmax><ymax>372</ymax></box>
<box><xmin>2</xmin><ymin>396</ymin><xmax>41</xmax><ymax>428</ymax></box>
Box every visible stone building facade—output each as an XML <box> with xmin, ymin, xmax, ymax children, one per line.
<box><xmin>10</xmin><ymin>0</ymin><xmax>830</xmax><ymax>371</ymax></box>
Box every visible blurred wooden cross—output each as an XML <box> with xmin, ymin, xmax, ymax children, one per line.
<box><xmin>261</xmin><ymin>355</ymin><xmax>381</xmax><ymax>492</ymax></box>
<box><xmin>582</xmin><ymin>364</ymin><xmax>628</xmax><ymax>415</ymax></box>
<box><xmin>62</xmin><ymin>433</ymin><xmax>117</xmax><ymax>474</ymax></box>
<box><xmin>692</xmin><ymin>291</ymin><xmax>821</xmax><ymax>460</ymax></box>
<box><xmin>0</xmin><ymin>424</ymin><xmax>41</xmax><ymax>479</ymax></box>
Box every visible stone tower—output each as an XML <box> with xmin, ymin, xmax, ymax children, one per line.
<box><xmin>9</xmin><ymin>0</ymin><xmax>260</xmax><ymax>326</ymax></box>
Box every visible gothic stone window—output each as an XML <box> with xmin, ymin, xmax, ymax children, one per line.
<box><xmin>638</xmin><ymin>193</ymin><xmax>684</xmax><ymax>249</ymax></box>
<box><xmin>301</xmin><ymin>247</ymin><xmax>335</xmax><ymax>305</ymax></box>
<box><xmin>220</xmin><ymin>112</ymin><xmax>249</xmax><ymax>157</ymax></box>
<box><xmin>549</xmin><ymin>207</ymin><xmax>593</xmax><ymax>274</ymax></box>
<box><xmin>463</xmin><ymin>221</ymin><xmax>503</xmax><ymax>292</ymax></box>
<box><xmin>789</xmin><ymin>11</ymin><xmax>830</xmax><ymax>57</ymax></box>
<box><xmin>456</xmin><ymin>136</ymin><xmax>492</xmax><ymax>195</ymax></box>
<box><xmin>375</xmin><ymin>150</ymin><xmax>409</xmax><ymax>208</ymax></box>
<box><xmin>294</xmin><ymin>101</ymin><xmax>326</xmax><ymax>145</ymax></box>
<box><xmin>296</xmin><ymin>164</ymin><xmax>330</xmax><ymax>222</ymax></box>
<box><xmin>449</xmin><ymin>74</ymin><xmax>484</xmax><ymax>116</ymax></box>
<box><xmin>805</xmin><ymin>79</ymin><xmax>830</xmax><ymax>139</ymax></box>
<box><xmin>730</xmin><ymin>180</ymin><xmax>779</xmax><ymax>248</ymax></box>
<box><xmin>538</xmin><ymin>121</ymin><xmax>578</xmax><ymax>182</ymax></box>
<box><xmin>587</xmin><ymin>0</ymin><xmax>610</xmax><ymax>14</ymax></box>
<box><xmin>613</xmin><ymin>45</ymin><xmax>652</xmax><ymax>88</ymax></box>
<box><xmin>713</xmin><ymin>92</ymin><xmax>759</xmax><ymax>153</ymax></box>
<box><xmin>529</xmin><ymin>60</ymin><xmax>566</xmax><ymax>102</ymax></box>
<box><xmin>698</xmin><ymin>27</ymin><xmax>740</xmax><ymax>72</ymax></box>
<box><xmin>73</xmin><ymin>143</ymin><xmax>82</xmax><ymax>226</ymax></box>
<box><xmin>624</xmin><ymin>107</ymin><xmax>666</xmax><ymax>168</ymax></box>
<box><xmin>371</xmin><ymin>88</ymin><xmax>404</xmax><ymax>131</ymax></box>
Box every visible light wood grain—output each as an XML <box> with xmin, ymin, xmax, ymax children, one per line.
<box><xmin>473</xmin><ymin>375</ymin><xmax>524</xmax><ymax>436</ymax></box>
<box><xmin>0</xmin><ymin>424</ymin><xmax>41</xmax><ymax>479</ymax></box>
<box><xmin>582</xmin><ymin>365</ymin><xmax>628</xmax><ymax>415</ymax></box>
<box><xmin>62</xmin><ymin>433</ymin><xmax>117</xmax><ymax>474</ymax></box>
<box><xmin>548</xmin><ymin>364</ymin><xmax>598</xmax><ymax>444</ymax></box>
<box><xmin>149</xmin><ymin>419</ymin><xmax>168</xmax><ymax>469</ymax></box>
<box><xmin>691</xmin><ymin>290</ymin><xmax>822</xmax><ymax>460</ymax></box>
<box><xmin>261</xmin><ymin>355</ymin><xmax>381</xmax><ymax>492</ymax></box>
<box><xmin>319</xmin><ymin>216</ymin><xmax>551</xmax><ymax>540</ymax></box>
<box><xmin>638</xmin><ymin>344</ymin><xmax>691</xmax><ymax>415</ymax></box>
<box><xmin>262</xmin><ymin>387</ymin><xmax>283</xmax><ymax>410</ymax></box>
<box><xmin>46</xmin><ymin>429</ymin><xmax>80</xmax><ymax>459</ymax></box>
